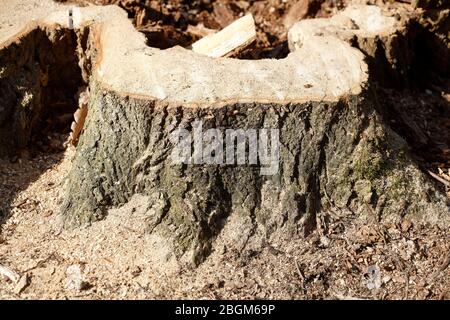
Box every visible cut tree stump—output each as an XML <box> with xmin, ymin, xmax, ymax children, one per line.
<box><xmin>289</xmin><ymin>5</ymin><xmax>416</xmax><ymax>88</ymax></box>
<box><xmin>0</xmin><ymin>0</ymin><xmax>448</xmax><ymax>267</ymax></box>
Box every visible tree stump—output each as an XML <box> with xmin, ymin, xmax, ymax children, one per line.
<box><xmin>0</xmin><ymin>0</ymin><xmax>448</xmax><ymax>266</ymax></box>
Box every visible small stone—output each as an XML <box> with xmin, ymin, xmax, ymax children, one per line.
<box><xmin>364</xmin><ymin>265</ymin><xmax>381</xmax><ymax>290</ymax></box>
<box><xmin>382</xmin><ymin>275</ymin><xmax>391</xmax><ymax>284</ymax></box>
<box><xmin>65</xmin><ymin>264</ymin><xmax>90</xmax><ymax>291</ymax></box>
<box><xmin>320</xmin><ymin>235</ymin><xmax>330</xmax><ymax>247</ymax></box>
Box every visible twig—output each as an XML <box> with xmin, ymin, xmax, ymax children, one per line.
<box><xmin>12</xmin><ymin>198</ymin><xmax>28</xmax><ymax>209</ymax></box>
<box><xmin>439</xmin><ymin>252</ymin><xmax>450</xmax><ymax>272</ymax></box>
<box><xmin>44</xmin><ymin>184</ymin><xmax>58</xmax><ymax>191</ymax></box>
<box><xmin>323</xmin><ymin>187</ymin><xmax>335</xmax><ymax>207</ymax></box>
<box><xmin>294</xmin><ymin>259</ymin><xmax>305</xmax><ymax>282</ymax></box>
<box><xmin>427</xmin><ymin>170</ymin><xmax>450</xmax><ymax>187</ymax></box>
<box><xmin>333</xmin><ymin>291</ymin><xmax>367</xmax><ymax>300</ymax></box>
<box><xmin>438</xmin><ymin>168</ymin><xmax>450</xmax><ymax>182</ymax></box>
<box><xmin>431</xmin><ymin>251</ymin><xmax>450</xmax><ymax>281</ymax></box>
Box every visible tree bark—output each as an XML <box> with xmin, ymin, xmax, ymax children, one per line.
<box><xmin>61</xmin><ymin>77</ymin><xmax>448</xmax><ymax>266</ymax></box>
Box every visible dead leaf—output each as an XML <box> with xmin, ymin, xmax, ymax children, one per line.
<box><xmin>282</xmin><ymin>0</ymin><xmax>311</xmax><ymax>30</ymax></box>
<box><xmin>69</xmin><ymin>87</ymin><xmax>89</xmax><ymax>147</ymax></box>
<box><xmin>213</xmin><ymin>2</ymin><xmax>236</xmax><ymax>28</ymax></box>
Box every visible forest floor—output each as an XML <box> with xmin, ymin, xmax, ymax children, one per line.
<box><xmin>0</xmin><ymin>146</ymin><xmax>448</xmax><ymax>299</ymax></box>
<box><xmin>0</xmin><ymin>0</ymin><xmax>449</xmax><ymax>299</ymax></box>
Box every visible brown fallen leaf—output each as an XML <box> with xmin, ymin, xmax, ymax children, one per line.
<box><xmin>69</xmin><ymin>87</ymin><xmax>89</xmax><ymax>147</ymax></box>
<box><xmin>401</xmin><ymin>220</ymin><xmax>413</xmax><ymax>233</ymax></box>
<box><xmin>282</xmin><ymin>0</ymin><xmax>312</xmax><ymax>30</ymax></box>
<box><xmin>212</xmin><ymin>2</ymin><xmax>236</xmax><ymax>28</ymax></box>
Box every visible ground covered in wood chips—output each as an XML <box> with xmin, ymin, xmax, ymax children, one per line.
<box><xmin>0</xmin><ymin>0</ymin><xmax>449</xmax><ymax>299</ymax></box>
<box><xmin>0</xmin><ymin>146</ymin><xmax>448</xmax><ymax>299</ymax></box>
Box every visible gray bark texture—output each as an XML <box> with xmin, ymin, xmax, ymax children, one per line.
<box><xmin>60</xmin><ymin>78</ymin><xmax>448</xmax><ymax>266</ymax></box>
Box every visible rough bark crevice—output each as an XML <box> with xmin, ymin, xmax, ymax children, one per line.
<box><xmin>59</xmin><ymin>81</ymin><xmax>448</xmax><ymax>266</ymax></box>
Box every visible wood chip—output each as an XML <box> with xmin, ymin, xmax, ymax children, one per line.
<box><xmin>333</xmin><ymin>291</ymin><xmax>367</xmax><ymax>300</ymax></box>
<box><xmin>14</xmin><ymin>274</ymin><xmax>30</xmax><ymax>294</ymax></box>
<box><xmin>191</xmin><ymin>14</ymin><xmax>256</xmax><ymax>58</ymax></box>
<box><xmin>0</xmin><ymin>264</ymin><xmax>20</xmax><ymax>284</ymax></box>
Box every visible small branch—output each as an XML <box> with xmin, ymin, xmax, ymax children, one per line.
<box><xmin>11</xmin><ymin>198</ymin><xmax>28</xmax><ymax>209</ymax></box>
<box><xmin>427</xmin><ymin>170</ymin><xmax>450</xmax><ymax>187</ymax></box>
<box><xmin>294</xmin><ymin>259</ymin><xmax>305</xmax><ymax>282</ymax></box>
<box><xmin>403</xmin><ymin>270</ymin><xmax>410</xmax><ymax>300</ymax></box>
<box><xmin>432</xmin><ymin>251</ymin><xmax>450</xmax><ymax>280</ymax></box>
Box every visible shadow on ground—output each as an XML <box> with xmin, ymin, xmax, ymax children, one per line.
<box><xmin>0</xmin><ymin>150</ymin><xmax>66</xmax><ymax>230</ymax></box>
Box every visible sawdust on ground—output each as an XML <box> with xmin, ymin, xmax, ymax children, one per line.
<box><xmin>0</xmin><ymin>146</ymin><xmax>448</xmax><ymax>299</ymax></box>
